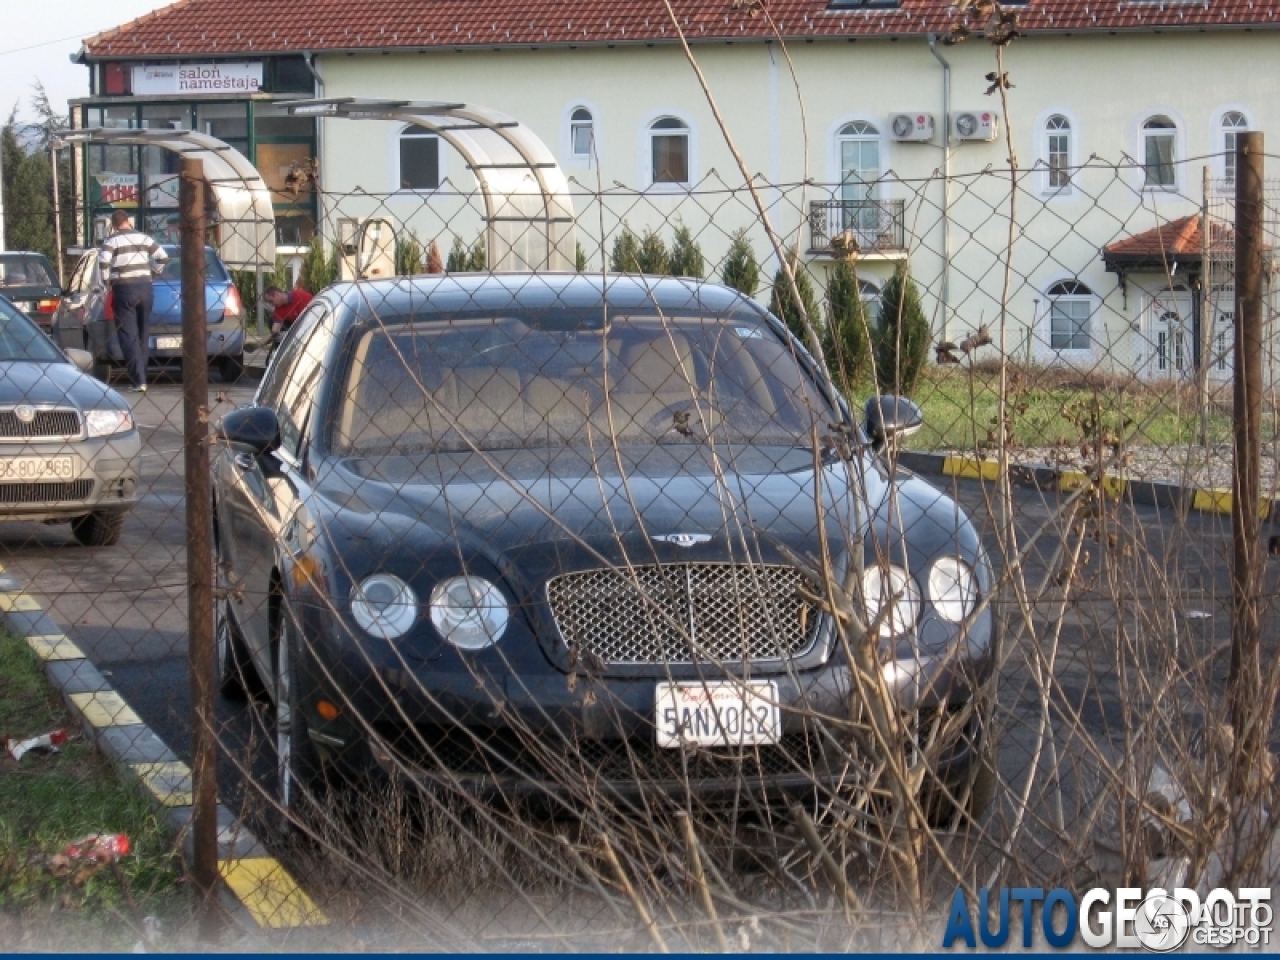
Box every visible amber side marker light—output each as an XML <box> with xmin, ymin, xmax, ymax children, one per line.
<box><xmin>316</xmin><ymin>700</ymin><xmax>340</xmax><ymax>721</ymax></box>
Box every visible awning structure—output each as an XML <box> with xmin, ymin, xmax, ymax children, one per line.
<box><xmin>58</xmin><ymin>128</ymin><xmax>277</xmax><ymax>269</ymax></box>
<box><xmin>282</xmin><ymin>98</ymin><xmax>576</xmax><ymax>272</ymax></box>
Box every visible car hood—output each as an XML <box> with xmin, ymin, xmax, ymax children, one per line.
<box><xmin>0</xmin><ymin>360</ymin><xmax>128</xmax><ymax>410</ymax></box>
<box><xmin>321</xmin><ymin>444</ymin><xmax>865</xmax><ymax>571</ymax></box>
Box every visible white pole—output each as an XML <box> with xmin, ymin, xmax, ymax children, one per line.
<box><xmin>0</xmin><ymin>133</ymin><xmax>7</xmax><ymax>252</ymax></box>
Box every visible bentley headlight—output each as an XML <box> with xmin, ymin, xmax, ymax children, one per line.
<box><xmin>862</xmin><ymin>564</ymin><xmax>922</xmax><ymax>639</ymax></box>
<box><xmin>430</xmin><ymin>576</ymin><xmax>509</xmax><ymax>651</ymax></box>
<box><xmin>350</xmin><ymin>573</ymin><xmax>418</xmax><ymax>639</ymax></box>
<box><xmin>928</xmin><ymin>556</ymin><xmax>979</xmax><ymax>623</ymax></box>
<box><xmin>85</xmin><ymin>408</ymin><xmax>134</xmax><ymax>438</ymax></box>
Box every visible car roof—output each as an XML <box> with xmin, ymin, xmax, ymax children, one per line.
<box><xmin>331</xmin><ymin>273</ymin><xmax>762</xmax><ymax>321</ymax></box>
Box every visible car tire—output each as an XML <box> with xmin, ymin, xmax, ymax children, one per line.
<box><xmin>216</xmin><ymin>355</ymin><xmax>244</xmax><ymax>384</ymax></box>
<box><xmin>70</xmin><ymin>510</ymin><xmax>125</xmax><ymax>547</ymax></box>
<box><xmin>274</xmin><ymin>604</ymin><xmax>322</xmax><ymax>822</ymax></box>
<box><xmin>216</xmin><ymin>597</ymin><xmax>262</xmax><ymax>701</ymax></box>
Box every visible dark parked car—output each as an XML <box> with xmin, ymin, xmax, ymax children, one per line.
<box><xmin>0</xmin><ymin>296</ymin><xmax>140</xmax><ymax>546</ymax></box>
<box><xmin>52</xmin><ymin>245</ymin><xmax>246</xmax><ymax>383</ymax></box>
<box><xmin>0</xmin><ymin>252</ymin><xmax>62</xmax><ymax>331</ymax></box>
<box><xmin>213</xmin><ymin>274</ymin><xmax>997</xmax><ymax>813</ymax></box>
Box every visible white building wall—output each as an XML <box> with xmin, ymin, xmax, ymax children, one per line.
<box><xmin>315</xmin><ymin>31</ymin><xmax>1279</xmax><ymax>376</ymax></box>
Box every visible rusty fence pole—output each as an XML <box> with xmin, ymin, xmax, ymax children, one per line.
<box><xmin>180</xmin><ymin>156</ymin><xmax>220</xmax><ymax>937</ymax></box>
<box><xmin>1229</xmin><ymin>131</ymin><xmax>1265</xmax><ymax>800</ymax></box>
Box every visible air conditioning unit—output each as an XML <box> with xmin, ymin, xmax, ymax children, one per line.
<box><xmin>890</xmin><ymin>113</ymin><xmax>935</xmax><ymax>142</ymax></box>
<box><xmin>953</xmin><ymin>111</ymin><xmax>1000</xmax><ymax>142</ymax></box>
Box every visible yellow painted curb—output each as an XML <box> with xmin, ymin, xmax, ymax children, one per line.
<box><xmin>218</xmin><ymin>857</ymin><xmax>330</xmax><ymax>929</ymax></box>
<box><xmin>131</xmin><ymin>761</ymin><xmax>195</xmax><ymax>807</ymax></box>
<box><xmin>1059</xmin><ymin>471</ymin><xmax>1127</xmax><ymax>499</ymax></box>
<box><xmin>68</xmin><ymin>691</ymin><xmax>143</xmax><ymax>728</ymax></box>
<box><xmin>26</xmin><ymin>634</ymin><xmax>86</xmax><ymax>661</ymax></box>
<box><xmin>942</xmin><ymin>456</ymin><xmax>1002</xmax><ymax>481</ymax></box>
<box><xmin>0</xmin><ymin>592</ymin><xmax>42</xmax><ymax>612</ymax></box>
<box><xmin>1191</xmin><ymin>488</ymin><xmax>1273</xmax><ymax>519</ymax></box>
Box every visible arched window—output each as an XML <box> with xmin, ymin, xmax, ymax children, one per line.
<box><xmin>837</xmin><ymin>121</ymin><xmax>882</xmax><ymax>234</ymax></box>
<box><xmin>1047</xmin><ymin>280</ymin><xmax>1095</xmax><ymax>351</ymax></box>
<box><xmin>1045</xmin><ymin>115</ymin><xmax>1071</xmax><ymax>191</ymax></box>
<box><xmin>1142</xmin><ymin>116</ymin><xmax>1177</xmax><ymax>188</ymax></box>
<box><xmin>570</xmin><ymin>108</ymin><xmax>595</xmax><ymax>159</ymax></box>
<box><xmin>399</xmin><ymin>127</ymin><xmax>439</xmax><ymax>191</ymax></box>
<box><xmin>649</xmin><ymin>117</ymin><xmax>689</xmax><ymax>185</ymax></box>
<box><xmin>1222</xmin><ymin>111</ymin><xmax>1248</xmax><ymax>184</ymax></box>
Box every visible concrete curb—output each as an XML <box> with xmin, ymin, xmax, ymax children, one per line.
<box><xmin>894</xmin><ymin>451</ymin><xmax>1268</xmax><ymax>519</ymax></box>
<box><xmin>0</xmin><ymin>563</ymin><xmax>328</xmax><ymax>934</ymax></box>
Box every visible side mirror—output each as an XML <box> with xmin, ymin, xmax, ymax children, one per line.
<box><xmin>864</xmin><ymin>395</ymin><xmax>924</xmax><ymax>448</ymax></box>
<box><xmin>66</xmin><ymin>348</ymin><xmax>93</xmax><ymax>373</ymax></box>
<box><xmin>218</xmin><ymin>406</ymin><xmax>281</xmax><ymax>458</ymax></box>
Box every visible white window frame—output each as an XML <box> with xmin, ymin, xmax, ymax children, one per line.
<box><xmin>640</xmin><ymin>112</ymin><xmax>695</xmax><ymax>191</ymax></box>
<box><xmin>1220</xmin><ymin>109</ymin><xmax>1250</xmax><ymax>186</ymax></box>
<box><xmin>562</xmin><ymin>101</ymin><xmax>601</xmax><ymax>169</ymax></box>
<box><xmin>1140</xmin><ymin>114</ymin><xmax>1180</xmax><ymax>191</ymax></box>
<box><xmin>391</xmin><ymin>124</ymin><xmax>445</xmax><ymax>194</ymax></box>
<box><xmin>1046</xmin><ymin>279</ymin><xmax>1097</xmax><ymax>353</ymax></box>
<box><xmin>1042</xmin><ymin>113</ymin><xmax>1074</xmax><ymax>195</ymax></box>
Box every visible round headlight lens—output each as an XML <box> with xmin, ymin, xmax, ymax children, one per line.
<box><xmin>429</xmin><ymin>576</ymin><xmax>509</xmax><ymax>651</ymax></box>
<box><xmin>928</xmin><ymin>556</ymin><xmax>979</xmax><ymax>623</ymax></box>
<box><xmin>861</xmin><ymin>564</ymin><xmax>922</xmax><ymax>639</ymax></box>
<box><xmin>350</xmin><ymin>573</ymin><xmax>418</xmax><ymax>639</ymax></box>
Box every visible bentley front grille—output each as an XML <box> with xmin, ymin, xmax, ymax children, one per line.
<box><xmin>547</xmin><ymin>563</ymin><xmax>822</xmax><ymax>666</ymax></box>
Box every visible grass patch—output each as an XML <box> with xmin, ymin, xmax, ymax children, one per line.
<box><xmin>0</xmin><ymin>630</ymin><xmax>191</xmax><ymax>950</ymax></box>
<box><xmin>903</xmin><ymin>364</ymin><xmax>1241</xmax><ymax>453</ymax></box>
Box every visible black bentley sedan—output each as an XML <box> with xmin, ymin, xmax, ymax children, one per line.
<box><xmin>213</xmin><ymin>273</ymin><xmax>996</xmax><ymax>813</ymax></box>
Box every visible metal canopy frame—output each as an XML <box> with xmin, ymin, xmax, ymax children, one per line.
<box><xmin>58</xmin><ymin>128</ymin><xmax>277</xmax><ymax>269</ymax></box>
<box><xmin>282</xmin><ymin>98</ymin><xmax>576</xmax><ymax>272</ymax></box>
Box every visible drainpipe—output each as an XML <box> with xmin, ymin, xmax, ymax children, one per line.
<box><xmin>928</xmin><ymin>35</ymin><xmax>952</xmax><ymax>339</ymax></box>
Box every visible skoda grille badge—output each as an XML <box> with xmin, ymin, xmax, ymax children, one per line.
<box><xmin>13</xmin><ymin>405</ymin><xmax>35</xmax><ymax>423</ymax></box>
<box><xmin>652</xmin><ymin>533</ymin><xmax>711</xmax><ymax>548</ymax></box>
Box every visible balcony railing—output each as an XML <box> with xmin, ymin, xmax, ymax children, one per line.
<box><xmin>808</xmin><ymin>199</ymin><xmax>906</xmax><ymax>255</ymax></box>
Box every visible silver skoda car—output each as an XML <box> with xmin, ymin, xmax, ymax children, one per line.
<box><xmin>0</xmin><ymin>297</ymin><xmax>140</xmax><ymax>546</ymax></box>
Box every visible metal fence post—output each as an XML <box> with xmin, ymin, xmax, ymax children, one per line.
<box><xmin>1229</xmin><ymin>131</ymin><xmax>1264</xmax><ymax>799</ymax></box>
<box><xmin>179</xmin><ymin>156</ymin><xmax>220</xmax><ymax>936</ymax></box>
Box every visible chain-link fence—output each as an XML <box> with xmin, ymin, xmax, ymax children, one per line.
<box><xmin>4</xmin><ymin>117</ymin><xmax>1280</xmax><ymax>948</ymax></box>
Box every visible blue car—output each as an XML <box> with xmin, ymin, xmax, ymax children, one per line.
<box><xmin>52</xmin><ymin>245</ymin><xmax>246</xmax><ymax>383</ymax></box>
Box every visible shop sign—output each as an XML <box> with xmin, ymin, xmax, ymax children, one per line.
<box><xmin>131</xmin><ymin>62</ymin><xmax>263</xmax><ymax>95</ymax></box>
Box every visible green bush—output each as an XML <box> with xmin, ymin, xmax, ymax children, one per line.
<box><xmin>446</xmin><ymin>235</ymin><xmax>468</xmax><ymax>272</ymax></box>
<box><xmin>609</xmin><ymin>226</ymin><xmax>641</xmax><ymax>273</ymax></box>
<box><xmin>720</xmin><ymin>228</ymin><xmax>760</xmax><ymax>298</ymax></box>
<box><xmin>467</xmin><ymin>233</ymin><xmax>487</xmax><ymax>272</ymax></box>
<box><xmin>874</xmin><ymin>263</ymin><xmax>932</xmax><ymax>397</ymax></box>
<box><xmin>395</xmin><ymin>233</ymin><xmax>424</xmax><ymax>276</ymax></box>
<box><xmin>298</xmin><ymin>236</ymin><xmax>339</xmax><ymax>293</ymax></box>
<box><xmin>668</xmin><ymin>224</ymin><xmax>705</xmax><ymax>279</ymax></box>
<box><xmin>823</xmin><ymin>259</ymin><xmax>874</xmax><ymax>396</ymax></box>
<box><xmin>575</xmin><ymin>242</ymin><xmax>588</xmax><ymax>272</ymax></box>
<box><xmin>768</xmin><ymin>250</ymin><xmax>822</xmax><ymax>347</ymax></box>
<box><xmin>635</xmin><ymin>229</ymin><xmax>669</xmax><ymax>274</ymax></box>
<box><xmin>230</xmin><ymin>255</ymin><xmax>291</xmax><ymax>327</ymax></box>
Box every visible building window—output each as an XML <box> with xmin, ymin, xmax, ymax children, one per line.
<box><xmin>399</xmin><ymin>128</ymin><xmax>440</xmax><ymax>191</ymax></box>
<box><xmin>570</xmin><ymin>108</ymin><xmax>595</xmax><ymax>159</ymax></box>
<box><xmin>1047</xmin><ymin>280</ymin><xmax>1094</xmax><ymax>351</ymax></box>
<box><xmin>1222</xmin><ymin>111</ymin><xmax>1248</xmax><ymax>185</ymax></box>
<box><xmin>1045</xmin><ymin>115</ymin><xmax>1071</xmax><ymax>191</ymax></box>
<box><xmin>1142</xmin><ymin>116</ymin><xmax>1177</xmax><ymax>188</ymax></box>
<box><xmin>649</xmin><ymin>117</ymin><xmax>689</xmax><ymax>185</ymax></box>
<box><xmin>837</xmin><ymin>121</ymin><xmax>882</xmax><ymax>234</ymax></box>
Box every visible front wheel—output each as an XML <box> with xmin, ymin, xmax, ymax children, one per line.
<box><xmin>275</xmin><ymin>607</ymin><xmax>321</xmax><ymax>821</ymax></box>
<box><xmin>216</xmin><ymin>354</ymin><xmax>244</xmax><ymax>384</ymax></box>
<box><xmin>70</xmin><ymin>510</ymin><xmax>125</xmax><ymax>547</ymax></box>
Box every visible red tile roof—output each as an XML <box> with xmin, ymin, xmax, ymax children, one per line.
<box><xmin>1103</xmin><ymin>214</ymin><xmax>1237</xmax><ymax>264</ymax></box>
<box><xmin>81</xmin><ymin>0</ymin><xmax>1280</xmax><ymax>60</ymax></box>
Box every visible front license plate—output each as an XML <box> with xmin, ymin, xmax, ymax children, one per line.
<box><xmin>0</xmin><ymin>455</ymin><xmax>78</xmax><ymax>482</ymax></box>
<box><xmin>154</xmin><ymin>335</ymin><xmax>182</xmax><ymax>350</ymax></box>
<box><xmin>655</xmin><ymin>681</ymin><xmax>781</xmax><ymax>749</ymax></box>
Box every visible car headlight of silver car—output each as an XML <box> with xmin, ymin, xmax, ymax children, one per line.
<box><xmin>350</xmin><ymin>573</ymin><xmax>419</xmax><ymax>640</ymax></box>
<box><xmin>429</xmin><ymin>576</ymin><xmax>509</xmax><ymax>651</ymax></box>
<box><xmin>928</xmin><ymin>556</ymin><xmax>980</xmax><ymax>623</ymax></box>
<box><xmin>862</xmin><ymin>564</ymin><xmax>922</xmax><ymax>639</ymax></box>
<box><xmin>85</xmin><ymin>408</ymin><xmax>134</xmax><ymax>438</ymax></box>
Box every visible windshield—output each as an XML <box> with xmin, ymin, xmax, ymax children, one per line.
<box><xmin>158</xmin><ymin>249</ymin><xmax>229</xmax><ymax>283</ymax></box>
<box><xmin>332</xmin><ymin>314</ymin><xmax>832</xmax><ymax>456</ymax></box>
<box><xmin>0</xmin><ymin>300</ymin><xmax>65</xmax><ymax>362</ymax></box>
<box><xmin>0</xmin><ymin>254</ymin><xmax>55</xmax><ymax>287</ymax></box>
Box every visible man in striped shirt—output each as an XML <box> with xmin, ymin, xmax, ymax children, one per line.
<box><xmin>98</xmin><ymin>210</ymin><xmax>169</xmax><ymax>392</ymax></box>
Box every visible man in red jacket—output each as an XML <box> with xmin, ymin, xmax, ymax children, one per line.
<box><xmin>263</xmin><ymin>285</ymin><xmax>314</xmax><ymax>337</ymax></box>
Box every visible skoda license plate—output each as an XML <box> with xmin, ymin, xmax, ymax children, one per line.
<box><xmin>154</xmin><ymin>335</ymin><xmax>182</xmax><ymax>351</ymax></box>
<box><xmin>0</xmin><ymin>456</ymin><xmax>77</xmax><ymax>482</ymax></box>
<box><xmin>655</xmin><ymin>681</ymin><xmax>781</xmax><ymax>748</ymax></box>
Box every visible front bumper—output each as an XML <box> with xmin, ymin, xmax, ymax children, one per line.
<box><xmin>0</xmin><ymin>432</ymin><xmax>141</xmax><ymax>522</ymax></box>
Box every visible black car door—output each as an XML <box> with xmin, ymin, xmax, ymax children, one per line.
<box><xmin>220</xmin><ymin>300</ymin><xmax>336</xmax><ymax>677</ymax></box>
